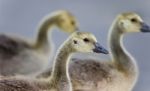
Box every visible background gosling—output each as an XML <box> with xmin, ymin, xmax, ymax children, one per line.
<box><xmin>0</xmin><ymin>10</ymin><xmax>79</xmax><ymax>76</ymax></box>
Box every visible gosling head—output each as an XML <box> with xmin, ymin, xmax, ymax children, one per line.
<box><xmin>67</xmin><ymin>31</ymin><xmax>109</xmax><ymax>54</ymax></box>
<box><xmin>115</xmin><ymin>12</ymin><xmax>150</xmax><ymax>33</ymax></box>
<box><xmin>52</xmin><ymin>10</ymin><xmax>79</xmax><ymax>33</ymax></box>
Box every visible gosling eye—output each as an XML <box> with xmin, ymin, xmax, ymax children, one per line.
<box><xmin>73</xmin><ymin>40</ymin><xmax>78</xmax><ymax>44</ymax></box>
<box><xmin>130</xmin><ymin>18</ymin><xmax>138</xmax><ymax>23</ymax></box>
<box><xmin>83</xmin><ymin>38</ymin><xmax>90</xmax><ymax>43</ymax></box>
<box><xmin>71</xmin><ymin>21</ymin><xmax>75</xmax><ymax>25</ymax></box>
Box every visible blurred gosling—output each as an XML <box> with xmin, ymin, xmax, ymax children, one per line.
<box><xmin>0</xmin><ymin>10</ymin><xmax>79</xmax><ymax>76</ymax></box>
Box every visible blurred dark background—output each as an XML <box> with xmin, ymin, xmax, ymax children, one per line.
<box><xmin>0</xmin><ymin>0</ymin><xmax>149</xmax><ymax>91</ymax></box>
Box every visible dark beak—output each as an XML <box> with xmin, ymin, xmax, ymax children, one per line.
<box><xmin>93</xmin><ymin>42</ymin><xmax>109</xmax><ymax>54</ymax></box>
<box><xmin>75</xmin><ymin>27</ymin><xmax>79</xmax><ymax>31</ymax></box>
<box><xmin>140</xmin><ymin>22</ymin><xmax>150</xmax><ymax>32</ymax></box>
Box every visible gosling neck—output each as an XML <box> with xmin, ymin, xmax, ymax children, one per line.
<box><xmin>109</xmin><ymin>22</ymin><xmax>138</xmax><ymax>76</ymax></box>
<box><xmin>34</xmin><ymin>16</ymin><xmax>57</xmax><ymax>51</ymax></box>
<box><xmin>50</xmin><ymin>42</ymin><xmax>73</xmax><ymax>82</ymax></box>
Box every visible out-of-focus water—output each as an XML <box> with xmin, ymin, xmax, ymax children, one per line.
<box><xmin>0</xmin><ymin>0</ymin><xmax>149</xmax><ymax>91</ymax></box>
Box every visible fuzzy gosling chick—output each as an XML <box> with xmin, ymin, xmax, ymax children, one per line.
<box><xmin>38</xmin><ymin>12</ymin><xmax>150</xmax><ymax>91</ymax></box>
<box><xmin>0</xmin><ymin>10</ymin><xmax>79</xmax><ymax>76</ymax></box>
<box><xmin>0</xmin><ymin>31</ymin><xmax>108</xmax><ymax>91</ymax></box>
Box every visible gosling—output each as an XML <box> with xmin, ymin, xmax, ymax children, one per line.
<box><xmin>38</xmin><ymin>12</ymin><xmax>150</xmax><ymax>91</ymax></box>
<box><xmin>0</xmin><ymin>31</ymin><xmax>108</xmax><ymax>91</ymax></box>
<box><xmin>0</xmin><ymin>10</ymin><xmax>78</xmax><ymax>76</ymax></box>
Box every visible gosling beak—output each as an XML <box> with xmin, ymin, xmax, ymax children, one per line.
<box><xmin>140</xmin><ymin>22</ymin><xmax>150</xmax><ymax>32</ymax></box>
<box><xmin>93</xmin><ymin>42</ymin><xmax>109</xmax><ymax>54</ymax></box>
<box><xmin>75</xmin><ymin>27</ymin><xmax>79</xmax><ymax>31</ymax></box>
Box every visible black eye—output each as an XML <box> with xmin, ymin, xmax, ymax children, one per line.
<box><xmin>131</xmin><ymin>18</ymin><xmax>137</xmax><ymax>22</ymax></box>
<box><xmin>71</xmin><ymin>21</ymin><xmax>75</xmax><ymax>25</ymax></box>
<box><xmin>83</xmin><ymin>38</ymin><xmax>90</xmax><ymax>43</ymax></box>
<box><xmin>73</xmin><ymin>40</ymin><xmax>77</xmax><ymax>44</ymax></box>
